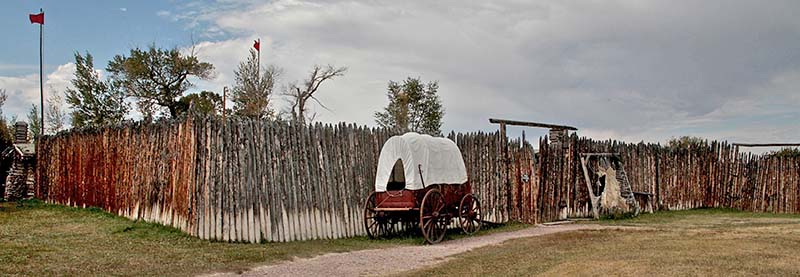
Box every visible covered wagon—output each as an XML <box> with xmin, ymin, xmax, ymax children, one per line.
<box><xmin>363</xmin><ymin>132</ymin><xmax>482</xmax><ymax>244</ymax></box>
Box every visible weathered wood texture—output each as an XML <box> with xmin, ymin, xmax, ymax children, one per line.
<box><xmin>36</xmin><ymin>119</ymin><xmax>198</xmax><ymax>232</ymax></box>
<box><xmin>448</xmin><ymin>131</ymin><xmax>508</xmax><ymax>223</ymax></box>
<box><xmin>513</xmin><ymin>135</ymin><xmax>800</xmax><ymax>223</ymax></box>
<box><xmin>35</xmin><ymin>117</ymin><xmax>800</xmax><ymax>242</ymax></box>
<box><xmin>37</xmin><ymin>117</ymin><xmax>396</xmax><ymax>242</ymax></box>
<box><xmin>186</xmin><ymin>117</ymin><xmax>397</xmax><ymax>242</ymax></box>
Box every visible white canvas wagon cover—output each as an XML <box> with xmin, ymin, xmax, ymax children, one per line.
<box><xmin>374</xmin><ymin>132</ymin><xmax>468</xmax><ymax>192</ymax></box>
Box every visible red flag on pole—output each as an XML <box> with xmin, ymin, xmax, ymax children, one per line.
<box><xmin>253</xmin><ymin>39</ymin><xmax>260</xmax><ymax>52</ymax></box>
<box><xmin>29</xmin><ymin>12</ymin><xmax>44</xmax><ymax>24</ymax></box>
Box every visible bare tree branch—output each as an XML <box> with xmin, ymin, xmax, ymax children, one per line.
<box><xmin>282</xmin><ymin>65</ymin><xmax>347</xmax><ymax>124</ymax></box>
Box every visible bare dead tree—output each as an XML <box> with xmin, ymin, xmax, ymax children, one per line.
<box><xmin>283</xmin><ymin>65</ymin><xmax>347</xmax><ymax>124</ymax></box>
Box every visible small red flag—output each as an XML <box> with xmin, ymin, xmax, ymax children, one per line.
<box><xmin>29</xmin><ymin>12</ymin><xmax>44</xmax><ymax>25</ymax></box>
<box><xmin>253</xmin><ymin>39</ymin><xmax>260</xmax><ymax>52</ymax></box>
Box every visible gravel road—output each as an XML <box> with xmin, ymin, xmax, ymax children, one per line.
<box><xmin>207</xmin><ymin>223</ymin><xmax>623</xmax><ymax>277</ymax></box>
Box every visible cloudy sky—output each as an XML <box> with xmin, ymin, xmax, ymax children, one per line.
<box><xmin>2</xmin><ymin>0</ymin><xmax>799</xmax><ymax>148</ymax></box>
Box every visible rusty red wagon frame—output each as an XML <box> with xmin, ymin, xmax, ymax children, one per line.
<box><xmin>363</xmin><ymin>133</ymin><xmax>482</xmax><ymax>244</ymax></box>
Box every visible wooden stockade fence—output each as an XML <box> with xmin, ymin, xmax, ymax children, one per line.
<box><xmin>510</xmin><ymin>137</ymin><xmax>800</xmax><ymax>224</ymax></box>
<box><xmin>36</xmin><ymin>116</ymin><xmax>800</xmax><ymax>242</ymax></box>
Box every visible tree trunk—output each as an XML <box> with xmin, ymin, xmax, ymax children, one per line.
<box><xmin>168</xmin><ymin>103</ymin><xmax>179</xmax><ymax>118</ymax></box>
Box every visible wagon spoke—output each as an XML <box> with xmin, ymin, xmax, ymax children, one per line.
<box><xmin>425</xmin><ymin>220</ymin><xmax>434</xmax><ymax>237</ymax></box>
<box><xmin>423</xmin><ymin>219</ymin><xmax>433</xmax><ymax>230</ymax></box>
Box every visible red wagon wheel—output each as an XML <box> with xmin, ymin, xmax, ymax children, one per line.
<box><xmin>458</xmin><ymin>193</ymin><xmax>482</xmax><ymax>234</ymax></box>
<box><xmin>420</xmin><ymin>189</ymin><xmax>448</xmax><ymax>244</ymax></box>
<box><xmin>363</xmin><ymin>192</ymin><xmax>390</xmax><ymax>239</ymax></box>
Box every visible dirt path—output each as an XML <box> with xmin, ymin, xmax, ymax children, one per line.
<box><xmin>207</xmin><ymin>224</ymin><xmax>626</xmax><ymax>277</ymax></box>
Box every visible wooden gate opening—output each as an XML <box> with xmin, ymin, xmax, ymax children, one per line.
<box><xmin>489</xmin><ymin>118</ymin><xmax>578</xmax><ymax>221</ymax></box>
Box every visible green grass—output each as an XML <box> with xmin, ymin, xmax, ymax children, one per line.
<box><xmin>401</xmin><ymin>208</ymin><xmax>800</xmax><ymax>276</ymax></box>
<box><xmin>0</xmin><ymin>200</ymin><xmax>525</xmax><ymax>276</ymax></box>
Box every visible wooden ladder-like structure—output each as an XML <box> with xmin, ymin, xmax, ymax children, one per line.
<box><xmin>580</xmin><ymin>153</ymin><xmax>641</xmax><ymax>219</ymax></box>
<box><xmin>611</xmin><ymin>160</ymin><xmax>640</xmax><ymax>214</ymax></box>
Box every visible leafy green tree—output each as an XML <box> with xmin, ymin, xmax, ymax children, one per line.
<box><xmin>0</xmin><ymin>90</ymin><xmax>11</xmax><ymax>189</ymax></box>
<box><xmin>6</xmin><ymin>115</ymin><xmax>18</xmax><ymax>139</ymax></box>
<box><xmin>27</xmin><ymin>104</ymin><xmax>41</xmax><ymax>139</ymax></box>
<box><xmin>0</xmin><ymin>119</ymin><xmax>11</xmax><ymax>145</ymax></box>
<box><xmin>232</xmin><ymin>50</ymin><xmax>280</xmax><ymax>119</ymax></box>
<box><xmin>177</xmin><ymin>91</ymin><xmax>222</xmax><ymax>116</ymax></box>
<box><xmin>0</xmin><ymin>89</ymin><xmax>12</xmax><ymax>145</ymax></box>
<box><xmin>107</xmin><ymin>45</ymin><xmax>214</xmax><ymax>119</ymax></box>
<box><xmin>375</xmin><ymin>77</ymin><xmax>444</xmax><ymax>136</ymax></box>
<box><xmin>667</xmin><ymin>136</ymin><xmax>707</xmax><ymax>149</ymax></box>
<box><xmin>65</xmin><ymin>52</ymin><xmax>128</xmax><ymax>128</ymax></box>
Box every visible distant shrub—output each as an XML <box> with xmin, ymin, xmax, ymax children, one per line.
<box><xmin>768</xmin><ymin>148</ymin><xmax>800</xmax><ymax>158</ymax></box>
<box><xmin>667</xmin><ymin>136</ymin><xmax>708</xmax><ymax>151</ymax></box>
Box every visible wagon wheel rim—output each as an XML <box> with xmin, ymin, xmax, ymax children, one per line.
<box><xmin>459</xmin><ymin>194</ymin><xmax>482</xmax><ymax>234</ymax></box>
<box><xmin>363</xmin><ymin>192</ymin><xmax>386</xmax><ymax>239</ymax></box>
<box><xmin>420</xmin><ymin>189</ymin><xmax>447</xmax><ymax>244</ymax></box>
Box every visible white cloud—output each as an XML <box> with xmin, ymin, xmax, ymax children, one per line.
<box><xmin>0</xmin><ymin>0</ymin><xmax>790</xmax><ymax>145</ymax></box>
<box><xmin>170</xmin><ymin>0</ymin><xmax>800</xmax><ymax>144</ymax></box>
<box><xmin>0</xmin><ymin>63</ymin><xmax>75</xmax><ymax>122</ymax></box>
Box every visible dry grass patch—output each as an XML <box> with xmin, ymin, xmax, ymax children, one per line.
<box><xmin>0</xmin><ymin>200</ymin><xmax>412</xmax><ymax>276</ymax></box>
<box><xmin>402</xmin><ymin>209</ymin><xmax>800</xmax><ymax>276</ymax></box>
<box><xmin>0</xmin><ymin>200</ymin><xmax>524</xmax><ymax>276</ymax></box>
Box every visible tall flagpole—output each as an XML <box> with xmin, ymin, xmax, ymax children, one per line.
<box><xmin>257</xmin><ymin>38</ymin><xmax>260</xmax><ymax>77</ymax></box>
<box><xmin>39</xmin><ymin>8</ymin><xmax>44</xmax><ymax>137</ymax></box>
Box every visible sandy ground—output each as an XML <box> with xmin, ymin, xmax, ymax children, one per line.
<box><xmin>207</xmin><ymin>224</ymin><xmax>625</xmax><ymax>277</ymax></box>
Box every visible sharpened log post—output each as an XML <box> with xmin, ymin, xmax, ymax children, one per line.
<box><xmin>655</xmin><ymin>148</ymin><xmax>661</xmax><ymax>210</ymax></box>
<box><xmin>499</xmin><ymin>122</ymin><xmax>512</xmax><ymax>221</ymax></box>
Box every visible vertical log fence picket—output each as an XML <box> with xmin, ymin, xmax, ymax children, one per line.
<box><xmin>35</xmin><ymin>116</ymin><xmax>800</xmax><ymax>242</ymax></box>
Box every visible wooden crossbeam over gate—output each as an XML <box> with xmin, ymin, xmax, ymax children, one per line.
<box><xmin>488</xmin><ymin>118</ymin><xmax>578</xmax><ymax>131</ymax></box>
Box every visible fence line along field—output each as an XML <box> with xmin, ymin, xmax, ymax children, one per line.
<box><xmin>35</xmin><ymin>116</ymin><xmax>800</xmax><ymax>243</ymax></box>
